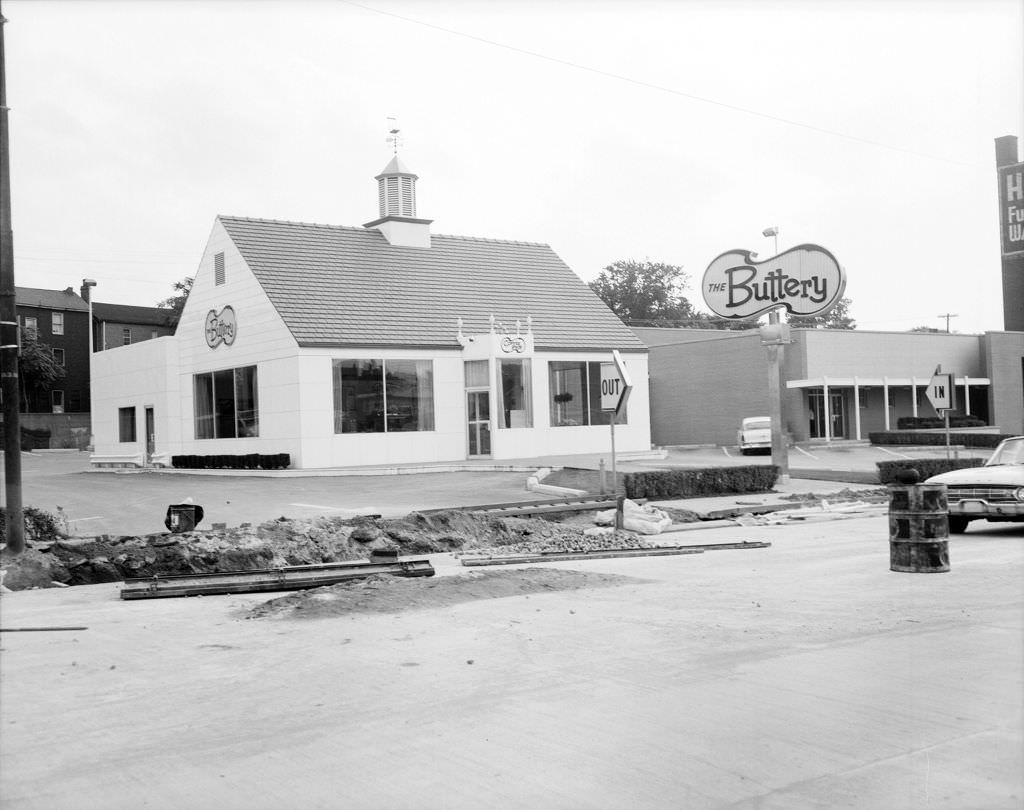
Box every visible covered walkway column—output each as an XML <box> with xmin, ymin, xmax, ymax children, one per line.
<box><xmin>853</xmin><ymin>376</ymin><xmax>861</xmax><ymax>440</ymax></box>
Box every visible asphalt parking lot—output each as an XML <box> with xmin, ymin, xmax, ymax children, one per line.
<box><xmin>2</xmin><ymin>441</ymin><xmax>992</xmax><ymax>537</ymax></box>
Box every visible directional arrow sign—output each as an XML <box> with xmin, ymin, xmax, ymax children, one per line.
<box><xmin>600</xmin><ymin>350</ymin><xmax>633</xmax><ymax>415</ymax></box>
<box><xmin>925</xmin><ymin>372</ymin><xmax>954</xmax><ymax>412</ymax></box>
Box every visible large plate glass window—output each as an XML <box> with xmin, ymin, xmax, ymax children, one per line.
<box><xmin>333</xmin><ymin>359</ymin><xmax>434</xmax><ymax>433</ymax></box>
<box><xmin>549</xmin><ymin>361</ymin><xmax>623</xmax><ymax>427</ymax></box>
<box><xmin>194</xmin><ymin>365</ymin><xmax>259</xmax><ymax>439</ymax></box>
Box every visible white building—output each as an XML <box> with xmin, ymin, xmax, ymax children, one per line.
<box><xmin>91</xmin><ymin>157</ymin><xmax>651</xmax><ymax>469</ymax></box>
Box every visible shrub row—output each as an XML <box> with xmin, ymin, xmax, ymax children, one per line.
<box><xmin>896</xmin><ymin>416</ymin><xmax>986</xmax><ymax>429</ymax></box>
<box><xmin>0</xmin><ymin>505</ymin><xmax>67</xmax><ymax>544</ymax></box>
<box><xmin>869</xmin><ymin>431</ymin><xmax>1015</xmax><ymax>448</ymax></box>
<box><xmin>171</xmin><ymin>453</ymin><xmax>290</xmax><ymax>470</ymax></box>
<box><xmin>876</xmin><ymin>458</ymin><xmax>984</xmax><ymax>484</ymax></box>
<box><xmin>624</xmin><ymin>465</ymin><xmax>779</xmax><ymax>500</ymax></box>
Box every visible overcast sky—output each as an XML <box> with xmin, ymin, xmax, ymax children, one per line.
<box><xmin>5</xmin><ymin>0</ymin><xmax>1023</xmax><ymax>334</ymax></box>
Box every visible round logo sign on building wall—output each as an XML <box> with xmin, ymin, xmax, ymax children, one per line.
<box><xmin>205</xmin><ymin>306</ymin><xmax>237</xmax><ymax>348</ymax></box>
<box><xmin>702</xmin><ymin>244</ymin><xmax>846</xmax><ymax>320</ymax></box>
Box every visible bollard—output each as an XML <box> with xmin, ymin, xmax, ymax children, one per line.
<box><xmin>888</xmin><ymin>474</ymin><xmax>949</xmax><ymax>573</ymax></box>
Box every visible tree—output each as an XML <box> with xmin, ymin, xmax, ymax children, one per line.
<box><xmin>157</xmin><ymin>276</ymin><xmax>194</xmax><ymax>326</ymax></box>
<box><xmin>788</xmin><ymin>297</ymin><xmax>855</xmax><ymax>329</ymax></box>
<box><xmin>588</xmin><ymin>260</ymin><xmax>696</xmax><ymax>323</ymax></box>
<box><xmin>910</xmin><ymin>325</ymin><xmax>943</xmax><ymax>333</ymax></box>
<box><xmin>18</xmin><ymin>331</ymin><xmax>66</xmax><ymax>412</ymax></box>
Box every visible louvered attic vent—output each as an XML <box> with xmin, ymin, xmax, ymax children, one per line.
<box><xmin>214</xmin><ymin>252</ymin><xmax>225</xmax><ymax>285</ymax></box>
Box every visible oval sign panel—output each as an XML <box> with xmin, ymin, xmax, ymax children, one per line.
<box><xmin>205</xmin><ymin>305</ymin><xmax>237</xmax><ymax>348</ymax></box>
<box><xmin>702</xmin><ymin>244</ymin><xmax>846</xmax><ymax>320</ymax></box>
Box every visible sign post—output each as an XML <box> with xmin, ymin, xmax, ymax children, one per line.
<box><xmin>925</xmin><ymin>366</ymin><xmax>956</xmax><ymax>461</ymax></box>
<box><xmin>601</xmin><ymin>351</ymin><xmax>633</xmax><ymax>529</ymax></box>
<box><xmin>703</xmin><ymin>242</ymin><xmax>846</xmax><ymax>482</ymax></box>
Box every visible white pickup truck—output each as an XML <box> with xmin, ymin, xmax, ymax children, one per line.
<box><xmin>737</xmin><ymin>416</ymin><xmax>772</xmax><ymax>455</ymax></box>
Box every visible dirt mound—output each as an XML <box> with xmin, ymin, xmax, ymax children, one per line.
<box><xmin>1</xmin><ymin>510</ymin><xmax>623</xmax><ymax>590</ymax></box>
<box><xmin>244</xmin><ymin>568</ymin><xmax>646</xmax><ymax>620</ymax></box>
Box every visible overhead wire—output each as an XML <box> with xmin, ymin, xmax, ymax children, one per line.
<box><xmin>340</xmin><ymin>0</ymin><xmax>983</xmax><ymax>169</ymax></box>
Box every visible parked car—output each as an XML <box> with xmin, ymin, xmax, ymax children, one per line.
<box><xmin>925</xmin><ymin>436</ymin><xmax>1024</xmax><ymax>533</ymax></box>
<box><xmin>737</xmin><ymin>416</ymin><xmax>772</xmax><ymax>455</ymax></box>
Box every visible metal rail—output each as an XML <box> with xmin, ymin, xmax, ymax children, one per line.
<box><xmin>461</xmin><ymin>541</ymin><xmax>770</xmax><ymax>567</ymax></box>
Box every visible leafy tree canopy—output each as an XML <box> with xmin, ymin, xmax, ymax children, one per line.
<box><xmin>157</xmin><ymin>276</ymin><xmax>194</xmax><ymax>325</ymax></box>
<box><xmin>910</xmin><ymin>325</ymin><xmax>943</xmax><ymax>333</ymax></box>
<box><xmin>18</xmin><ymin>331</ymin><xmax>66</xmax><ymax>411</ymax></box>
<box><xmin>787</xmin><ymin>297</ymin><xmax>855</xmax><ymax>329</ymax></box>
<box><xmin>588</xmin><ymin>260</ymin><xmax>696</xmax><ymax>323</ymax></box>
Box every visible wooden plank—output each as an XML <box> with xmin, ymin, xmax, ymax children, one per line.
<box><xmin>120</xmin><ymin>559</ymin><xmax>435</xmax><ymax>600</ymax></box>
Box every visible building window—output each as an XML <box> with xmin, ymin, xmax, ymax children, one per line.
<box><xmin>214</xmin><ymin>252</ymin><xmax>225</xmax><ymax>285</ymax></box>
<box><xmin>22</xmin><ymin>316</ymin><xmax>37</xmax><ymax>337</ymax></box>
<box><xmin>194</xmin><ymin>365</ymin><xmax>258</xmax><ymax>439</ymax></box>
<box><xmin>51</xmin><ymin>390</ymin><xmax>64</xmax><ymax>414</ymax></box>
<box><xmin>548</xmin><ymin>361</ymin><xmax>624</xmax><ymax>427</ymax></box>
<box><xmin>68</xmin><ymin>391</ymin><xmax>81</xmax><ymax>412</ymax></box>
<box><xmin>119</xmin><ymin>407</ymin><xmax>137</xmax><ymax>442</ymax></box>
<box><xmin>497</xmin><ymin>359</ymin><xmax>532</xmax><ymax>428</ymax></box>
<box><xmin>52</xmin><ymin>312</ymin><xmax>64</xmax><ymax>335</ymax></box>
<box><xmin>122</xmin><ymin>328</ymin><xmax>132</xmax><ymax>346</ymax></box>
<box><xmin>151</xmin><ymin>330</ymin><xmax>159</xmax><ymax>340</ymax></box>
<box><xmin>333</xmin><ymin>359</ymin><xmax>434</xmax><ymax>434</ymax></box>
<box><xmin>53</xmin><ymin>348</ymin><xmax>65</xmax><ymax>366</ymax></box>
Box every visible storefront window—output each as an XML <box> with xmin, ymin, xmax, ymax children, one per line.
<box><xmin>194</xmin><ymin>365</ymin><xmax>259</xmax><ymax>439</ymax></box>
<box><xmin>549</xmin><ymin>361</ymin><xmax>622</xmax><ymax>427</ymax></box>
<box><xmin>497</xmin><ymin>359</ymin><xmax>532</xmax><ymax>428</ymax></box>
<box><xmin>333</xmin><ymin>359</ymin><xmax>434</xmax><ymax>434</ymax></box>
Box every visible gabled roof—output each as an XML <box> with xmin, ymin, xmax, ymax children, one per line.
<box><xmin>93</xmin><ymin>302</ymin><xmax>176</xmax><ymax>327</ymax></box>
<box><xmin>15</xmin><ymin>286</ymin><xmax>89</xmax><ymax>312</ymax></box>
<box><xmin>218</xmin><ymin>216</ymin><xmax>647</xmax><ymax>352</ymax></box>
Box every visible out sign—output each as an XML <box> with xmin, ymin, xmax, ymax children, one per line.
<box><xmin>600</xmin><ymin>351</ymin><xmax>633</xmax><ymax>414</ymax></box>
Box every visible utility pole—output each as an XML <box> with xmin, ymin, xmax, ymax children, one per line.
<box><xmin>0</xmin><ymin>2</ymin><xmax>25</xmax><ymax>554</ymax></box>
<box><xmin>937</xmin><ymin>313</ymin><xmax>958</xmax><ymax>333</ymax></box>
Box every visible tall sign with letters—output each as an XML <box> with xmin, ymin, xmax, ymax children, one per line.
<box><xmin>996</xmin><ymin>135</ymin><xmax>1024</xmax><ymax>331</ymax></box>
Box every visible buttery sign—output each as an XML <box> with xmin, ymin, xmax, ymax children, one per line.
<box><xmin>205</xmin><ymin>306</ymin><xmax>237</xmax><ymax>348</ymax></box>
<box><xmin>702</xmin><ymin>244</ymin><xmax>846</xmax><ymax>320</ymax></box>
<box><xmin>998</xmin><ymin>161</ymin><xmax>1024</xmax><ymax>256</ymax></box>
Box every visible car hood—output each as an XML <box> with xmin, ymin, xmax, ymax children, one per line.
<box><xmin>926</xmin><ymin>465</ymin><xmax>1024</xmax><ymax>486</ymax></box>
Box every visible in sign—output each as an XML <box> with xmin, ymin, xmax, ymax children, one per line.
<box><xmin>925</xmin><ymin>372</ymin><xmax>954</xmax><ymax>412</ymax></box>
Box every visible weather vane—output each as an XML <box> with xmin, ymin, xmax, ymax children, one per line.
<box><xmin>386</xmin><ymin>117</ymin><xmax>402</xmax><ymax>155</ymax></box>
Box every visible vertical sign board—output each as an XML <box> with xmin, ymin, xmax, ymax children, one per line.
<box><xmin>999</xmin><ymin>161</ymin><xmax>1024</xmax><ymax>257</ymax></box>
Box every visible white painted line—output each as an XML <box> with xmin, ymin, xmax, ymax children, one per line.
<box><xmin>70</xmin><ymin>516</ymin><xmax>104</xmax><ymax>522</ymax></box>
<box><xmin>794</xmin><ymin>446</ymin><xmax>818</xmax><ymax>459</ymax></box>
<box><xmin>722</xmin><ymin>447</ymin><xmax>733</xmax><ymax>458</ymax></box>
<box><xmin>877</xmin><ymin>447</ymin><xmax>912</xmax><ymax>459</ymax></box>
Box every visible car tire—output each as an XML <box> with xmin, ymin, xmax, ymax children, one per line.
<box><xmin>948</xmin><ymin>516</ymin><xmax>970</xmax><ymax>534</ymax></box>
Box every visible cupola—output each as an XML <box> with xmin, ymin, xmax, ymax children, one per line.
<box><xmin>363</xmin><ymin>154</ymin><xmax>433</xmax><ymax>248</ymax></box>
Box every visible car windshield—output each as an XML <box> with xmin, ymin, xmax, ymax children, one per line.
<box><xmin>986</xmin><ymin>438</ymin><xmax>1024</xmax><ymax>466</ymax></box>
<box><xmin>744</xmin><ymin>419</ymin><xmax>771</xmax><ymax>431</ymax></box>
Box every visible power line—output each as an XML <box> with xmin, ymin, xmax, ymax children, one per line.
<box><xmin>341</xmin><ymin>0</ymin><xmax>982</xmax><ymax>169</ymax></box>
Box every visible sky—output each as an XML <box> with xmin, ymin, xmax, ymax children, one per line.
<box><xmin>4</xmin><ymin>0</ymin><xmax>1023</xmax><ymax>334</ymax></box>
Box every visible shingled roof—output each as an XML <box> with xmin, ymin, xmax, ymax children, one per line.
<box><xmin>16</xmin><ymin>287</ymin><xmax>89</xmax><ymax>312</ymax></box>
<box><xmin>219</xmin><ymin>216</ymin><xmax>647</xmax><ymax>352</ymax></box>
<box><xmin>92</xmin><ymin>302</ymin><xmax>176</xmax><ymax>326</ymax></box>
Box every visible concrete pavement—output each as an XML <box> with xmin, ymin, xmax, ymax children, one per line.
<box><xmin>1</xmin><ymin>514</ymin><xmax>1021</xmax><ymax>809</ymax></box>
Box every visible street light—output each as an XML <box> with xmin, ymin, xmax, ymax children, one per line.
<box><xmin>82</xmin><ymin>279</ymin><xmax>96</xmax><ymax>447</ymax></box>
<box><xmin>762</xmin><ymin>225</ymin><xmax>779</xmax><ymax>257</ymax></box>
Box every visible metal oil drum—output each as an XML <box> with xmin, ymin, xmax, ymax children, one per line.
<box><xmin>888</xmin><ymin>483</ymin><xmax>950</xmax><ymax>573</ymax></box>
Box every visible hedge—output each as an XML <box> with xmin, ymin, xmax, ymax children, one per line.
<box><xmin>170</xmin><ymin>453</ymin><xmax>290</xmax><ymax>470</ymax></box>
<box><xmin>869</xmin><ymin>431</ymin><xmax>1015</xmax><ymax>448</ymax></box>
<box><xmin>876</xmin><ymin>458</ymin><xmax>984</xmax><ymax>484</ymax></box>
<box><xmin>624</xmin><ymin>465</ymin><xmax>779</xmax><ymax>500</ymax></box>
<box><xmin>896</xmin><ymin>416</ymin><xmax>986</xmax><ymax>429</ymax></box>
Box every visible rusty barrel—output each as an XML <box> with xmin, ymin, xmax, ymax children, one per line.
<box><xmin>888</xmin><ymin>483</ymin><xmax>950</xmax><ymax>573</ymax></box>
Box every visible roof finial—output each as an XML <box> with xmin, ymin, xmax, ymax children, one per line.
<box><xmin>386</xmin><ymin>117</ymin><xmax>402</xmax><ymax>155</ymax></box>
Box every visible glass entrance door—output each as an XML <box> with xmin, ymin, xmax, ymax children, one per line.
<box><xmin>145</xmin><ymin>407</ymin><xmax>155</xmax><ymax>464</ymax></box>
<box><xmin>467</xmin><ymin>391</ymin><xmax>491</xmax><ymax>457</ymax></box>
<box><xmin>809</xmin><ymin>391</ymin><xmax>846</xmax><ymax>439</ymax></box>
